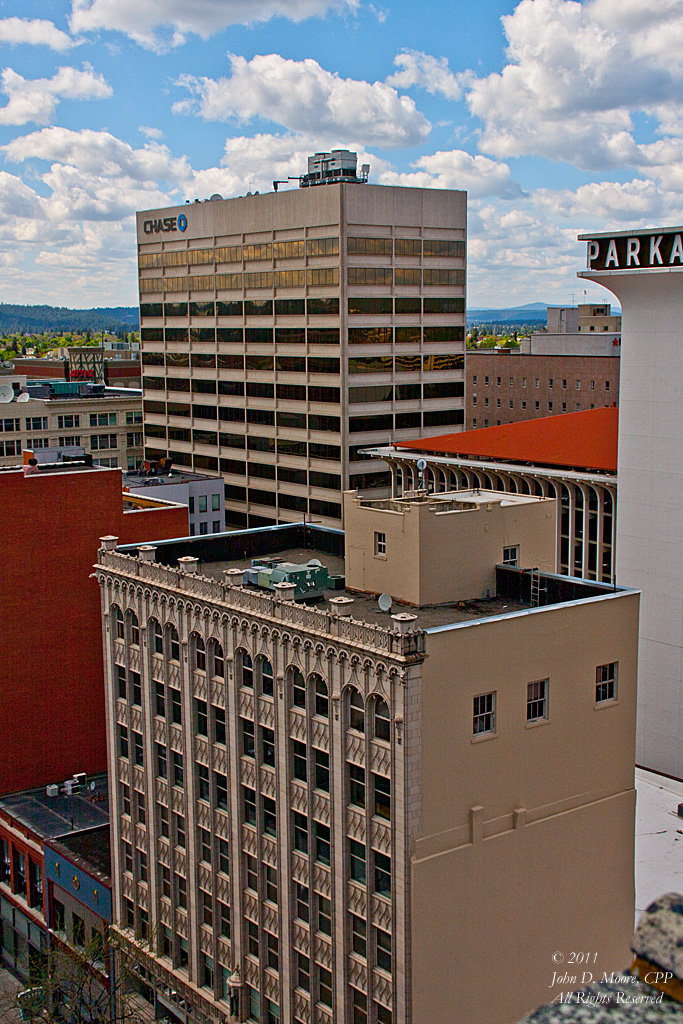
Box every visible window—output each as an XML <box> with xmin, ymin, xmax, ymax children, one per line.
<box><xmin>174</xmin><ymin>814</ymin><xmax>186</xmax><ymax>848</ymax></box>
<box><xmin>297</xmin><ymin>952</ymin><xmax>310</xmax><ymax>992</ymax></box>
<box><xmin>215</xmin><ymin>772</ymin><xmax>228</xmax><ymax>809</ymax></box>
<box><xmin>314</xmin><ymin>675</ymin><xmax>328</xmax><ymax>718</ymax></box>
<box><xmin>176</xmin><ymin>874</ymin><xmax>187</xmax><ymax>909</ymax></box>
<box><xmin>219</xmin><ymin>838</ymin><xmax>230</xmax><ymax>874</ymax></box>
<box><xmin>116</xmin><ymin>664</ymin><xmax>126</xmax><ymax>699</ymax></box>
<box><xmin>242</xmin><ymin>718</ymin><xmax>255</xmax><ymax>758</ymax></box>
<box><xmin>502</xmin><ymin>545</ymin><xmax>519</xmax><ymax>566</ymax></box>
<box><xmin>348</xmin><ymin>689</ymin><xmax>365</xmax><ymax>732</ymax></box>
<box><xmin>291</xmin><ymin>668</ymin><xmax>305</xmax><ymax>707</ymax></box>
<box><xmin>247</xmin><ymin>919</ymin><xmax>259</xmax><ymax>958</ymax></box>
<box><xmin>169</xmin><ymin>625</ymin><xmax>180</xmax><ymax>661</ymax></box>
<box><xmin>72</xmin><ymin>912</ymin><xmax>85</xmax><ymax>948</ymax></box>
<box><xmin>374</xmin><ymin>851</ymin><xmax>391</xmax><ymax>895</ymax></box>
<box><xmin>374</xmin><ymin>698</ymin><xmax>390</xmax><ymax>742</ymax></box>
<box><xmin>133</xmin><ymin>731</ymin><xmax>144</xmax><ymax>766</ymax></box>
<box><xmin>351</xmin><ymin>988</ymin><xmax>367</xmax><ymax>1024</ymax></box>
<box><xmin>576</xmin><ymin>379</ymin><xmax>581</xmax><ymax>390</ymax></box>
<box><xmin>243</xmin><ymin>786</ymin><xmax>256</xmax><ymax>824</ymax></box>
<box><xmin>198</xmin><ymin>763</ymin><xmax>210</xmax><ymax>800</ymax></box>
<box><xmin>527</xmin><ymin>679</ymin><xmax>548</xmax><ymax>721</ymax></box>
<box><xmin>317</xmin><ymin>967</ymin><xmax>333</xmax><ymax>1008</ymax></box>
<box><xmin>350</xmin><ymin>839</ymin><xmax>366</xmax><ymax>884</ymax></box>
<box><xmin>295</xmin><ymin>882</ymin><xmax>309</xmax><ymax>922</ymax></box>
<box><xmin>121</xmin><ymin>783</ymin><xmax>130</xmax><ymax>816</ymax></box>
<box><xmin>172</xmin><ymin>751</ymin><xmax>183</xmax><ymax>786</ymax></box>
<box><xmin>138</xmin><ymin>849</ymin><xmax>148</xmax><ymax>882</ymax></box>
<box><xmin>219</xmin><ymin>901</ymin><xmax>230</xmax><ymax>937</ymax></box>
<box><xmin>265</xmin><ymin>863</ymin><xmax>277</xmax><ymax>903</ymax></box>
<box><xmin>159</xmin><ymin>804</ymin><xmax>169</xmax><ymax>838</ymax></box>
<box><xmin>135</xmin><ymin>789</ymin><xmax>146</xmax><ymax>824</ymax></box>
<box><xmin>314</xmin><ymin>821</ymin><xmax>330</xmax><ymax>865</ymax></box>
<box><xmin>112</xmin><ymin>605</ymin><xmax>124</xmax><ymax>639</ymax></box>
<box><xmin>260</xmin><ymin>657</ymin><xmax>274</xmax><ymax>697</ymax></box>
<box><xmin>349</xmin><ymin>763</ymin><xmax>365</xmax><ymax>808</ymax></box>
<box><xmin>314</xmin><ymin>748</ymin><xmax>329</xmax><ymax>792</ymax></box>
<box><xmin>199</xmin><ymin>827</ymin><xmax>211</xmax><ymax>863</ymax></box>
<box><xmin>351</xmin><ymin>914</ymin><xmax>367</xmax><ymax>957</ymax></box>
<box><xmin>193</xmin><ymin>696</ymin><xmax>208</xmax><ymax>736</ymax></box>
<box><xmin>152</xmin><ymin>619</ymin><xmax>163</xmax><ymax>655</ymax></box>
<box><xmin>373</xmin><ymin>774</ymin><xmax>390</xmax><ymax>820</ymax></box>
<box><xmin>562</xmin><ymin>379</ymin><xmax>567</xmax><ymax>389</ymax></box>
<box><xmin>156</xmin><ymin>744</ymin><xmax>167</xmax><ymax>778</ymax></box>
<box><xmin>596</xmin><ymin>662</ymin><xmax>618</xmax><ymax>703</ymax></box>
<box><xmin>261</xmin><ymin>726</ymin><xmax>275</xmax><ymax>767</ymax></box>
<box><xmin>473</xmin><ymin>692</ymin><xmax>496</xmax><ymax>735</ymax></box>
<box><xmin>211</xmin><ymin>641</ymin><xmax>224</xmax><ymax>679</ymax></box>
<box><xmin>194</xmin><ymin>635</ymin><xmax>206</xmax><ymax>672</ymax></box>
<box><xmin>376</xmin><ymin>928</ymin><xmax>392</xmax><ymax>972</ymax></box>
<box><xmin>374</xmin><ymin>531</ymin><xmax>386</xmax><ymax>556</ymax></box>
<box><xmin>317</xmin><ymin>894</ymin><xmax>331</xmax><ymax>935</ymax></box>
<box><xmin>293</xmin><ymin>740</ymin><xmax>307</xmax><ymax>782</ymax></box>
<box><xmin>293</xmin><ymin>811</ymin><xmax>308</xmax><ymax>853</ymax></box>
<box><xmin>262</xmin><ymin>796</ymin><xmax>277</xmax><ymax>835</ymax></box>
<box><xmin>240</xmin><ymin>651</ymin><xmax>253</xmax><ymax>688</ymax></box>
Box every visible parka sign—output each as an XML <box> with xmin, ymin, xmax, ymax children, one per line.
<box><xmin>585</xmin><ymin>231</ymin><xmax>683</xmax><ymax>271</ymax></box>
<box><xmin>143</xmin><ymin>213</ymin><xmax>187</xmax><ymax>235</ymax></box>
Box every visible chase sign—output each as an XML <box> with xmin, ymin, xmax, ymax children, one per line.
<box><xmin>143</xmin><ymin>213</ymin><xmax>187</xmax><ymax>235</ymax></box>
<box><xmin>583</xmin><ymin>230</ymin><xmax>683</xmax><ymax>271</ymax></box>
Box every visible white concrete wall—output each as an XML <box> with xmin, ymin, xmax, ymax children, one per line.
<box><xmin>582</xmin><ymin>268</ymin><xmax>683</xmax><ymax>776</ymax></box>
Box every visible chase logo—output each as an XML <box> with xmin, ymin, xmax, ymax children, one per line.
<box><xmin>143</xmin><ymin>214</ymin><xmax>187</xmax><ymax>235</ymax></box>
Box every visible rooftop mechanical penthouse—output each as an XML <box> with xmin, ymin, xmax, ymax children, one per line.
<box><xmin>96</xmin><ymin>488</ymin><xmax>639</xmax><ymax>1024</ymax></box>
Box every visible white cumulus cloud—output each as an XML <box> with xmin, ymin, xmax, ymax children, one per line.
<box><xmin>0</xmin><ymin>66</ymin><xmax>112</xmax><ymax>126</ymax></box>
<box><xmin>0</xmin><ymin>17</ymin><xmax>81</xmax><ymax>51</ymax></box>
<box><xmin>378</xmin><ymin>148</ymin><xmax>523</xmax><ymax>199</ymax></box>
<box><xmin>173</xmin><ymin>53</ymin><xmax>430</xmax><ymax>149</ymax></box>
<box><xmin>465</xmin><ymin>0</ymin><xmax>683</xmax><ymax>171</ymax></box>
<box><xmin>69</xmin><ymin>0</ymin><xmax>358</xmax><ymax>50</ymax></box>
<box><xmin>386</xmin><ymin>50</ymin><xmax>463</xmax><ymax>100</ymax></box>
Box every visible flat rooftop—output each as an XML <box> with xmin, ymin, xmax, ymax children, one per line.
<box><xmin>193</xmin><ymin>546</ymin><xmax>550</xmax><ymax>631</ymax></box>
<box><xmin>48</xmin><ymin>824</ymin><xmax>111</xmax><ymax>882</ymax></box>
<box><xmin>0</xmin><ymin>773</ymin><xmax>109</xmax><ymax>840</ymax></box>
<box><xmin>124</xmin><ymin>468</ymin><xmax>218</xmax><ymax>487</ymax></box>
<box><xmin>114</xmin><ymin>522</ymin><xmax>620</xmax><ymax>634</ymax></box>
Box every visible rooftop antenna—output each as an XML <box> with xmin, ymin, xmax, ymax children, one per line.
<box><xmin>416</xmin><ymin>457</ymin><xmax>427</xmax><ymax>491</ymax></box>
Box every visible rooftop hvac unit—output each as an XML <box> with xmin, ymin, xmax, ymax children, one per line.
<box><xmin>46</xmin><ymin>785</ymin><xmax>59</xmax><ymax>798</ymax></box>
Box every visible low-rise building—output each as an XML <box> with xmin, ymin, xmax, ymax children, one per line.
<box><xmin>0</xmin><ymin>458</ymin><xmax>189</xmax><ymax>795</ymax></box>
<box><xmin>124</xmin><ymin>467</ymin><xmax>225</xmax><ymax>536</ymax></box>
<box><xmin>95</xmin><ymin>501</ymin><xmax>638</xmax><ymax>1024</ymax></box>
<box><xmin>0</xmin><ymin>775</ymin><xmax>109</xmax><ymax>984</ymax></box>
<box><xmin>467</xmin><ymin>304</ymin><xmax>620</xmax><ymax>429</ymax></box>
<box><xmin>0</xmin><ymin>381</ymin><xmax>144</xmax><ymax>470</ymax></box>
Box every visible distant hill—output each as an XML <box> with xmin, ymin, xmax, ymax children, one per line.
<box><xmin>467</xmin><ymin>303</ymin><xmax>548</xmax><ymax>325</ymax></box>
<box><xmin>0</xmin><ymin>304</ymin><xmax>139</xmax><ymax>336</ymax></box>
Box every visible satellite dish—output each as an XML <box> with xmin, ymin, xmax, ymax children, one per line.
<box><xmin>90</xmin><ymin>781</ymin><xmax>96</xmax><ymax>791</ymax></box>
<box><xmin>307</xmin><ymin>559</ymin><xmax>322</xmax><ymax>567</ymax></box>
<box><xmin>378</xmin><ymin>593</ymin><xmax>393</xmax><ymax>613</ymax></box>
<box><xmin>0</xmin><ymin>385</ymin><xmax>13</xmax><ymax>404</ymax></box>
<box><xmin>209</xmin><ymin>193</ymin><xmax>223</xmax><ymax>201</ymax></box>
<box><xmin>416</xmin><ymin>458</ymin><xmax>427</xmax><ymax>471</ymax></box>
<box><xmin>16</xmin><ymin>392</ymin><xmax>30</xmax><ymax>402</ymax></box>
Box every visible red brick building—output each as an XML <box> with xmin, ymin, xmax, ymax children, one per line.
<box><xmin>466</xmin><ymin>349</ymin><xmax>619</xmax><ymax>429</ymax></box>
<box><xmin>0</xmin><ymin>462</ymin><xmax>188</xmax><ymax>795</ymax></box>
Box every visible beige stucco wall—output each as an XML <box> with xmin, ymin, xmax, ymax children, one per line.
<box><xmin>344</xmin><ymin>491</ymin><xmax>557</xmax><ymax>605</ymax></box>
<box><xmin>409</xmin><ymin>589</ymin><xmax>639</xmax><ymax>1023</ymax></box>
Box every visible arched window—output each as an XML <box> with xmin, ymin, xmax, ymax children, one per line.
<box><xmin>239</xmin><ymin>650</ymin><xmax>253</xmax><ymax>689</ymax></box>
<box><xmin>168</xmin><ymin>624</ymin><xmax>180</xmax><ymax>662</ymax></box>
<box><xmin>194</xmin><ymin>634</ymin><xmax>206</xmax><ymax>672</ymax></box>
<box><xmin>210</xmin><ymin>639</ymin><xmax>224</xmax><ymax>678</ymax></box>
<box><xmin>129</xmin><ymin>611</ymin><xmax>139</xmax><ymax>646</ymax></box>
<box><xmin>150</xmin><ymin>618</ymin><xmax>163</xmax><ymax>656</ymax></box>
<box><xmin>259</xmin><ymin>658</ymin><xmax>274</xmax><ymax>697</ymax></box>
<box><xmin>374</xmin><ymin>698</ymin><xmax>390</xmax><ymax>742</ymax></box>
<box><xmin>289</xmin><ymin>667</ymin><xmax>305</xmax><ymax>708</ymax></box>
<box><xmin>348</xmin><ymin>689</ymin><xmax>365</xmax><ymax>733</ymax></box>
<box><xmin>112</xmin><ymin>605</ymin><xmax>124</xmax><ymax>640</ymax></box>
<box><xmin>312</xmin><ymin>674</ymin><xmax>328</xmax><ymax>719</ymax></box>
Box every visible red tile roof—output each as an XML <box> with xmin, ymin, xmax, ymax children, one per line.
<box><xmin>393</xmin><ymin>407</ymin><xmax>618</xmax><ymax>473</ymax></box>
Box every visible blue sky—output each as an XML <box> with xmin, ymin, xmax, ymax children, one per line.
<box><xmin>0</xmin><ymin>0</ymin><xmax>681</xmax><ymax>308</ymax></box>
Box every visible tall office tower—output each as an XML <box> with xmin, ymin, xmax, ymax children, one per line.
<box><xmin>95</xmin><ymin>492</ymin><xmax>638</xmax><ymax>1024</ymax></box>
<box><xmin>137</xmin><ymin>154</ymin><xmax>466</xmax><ymax>528</ymax></box>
